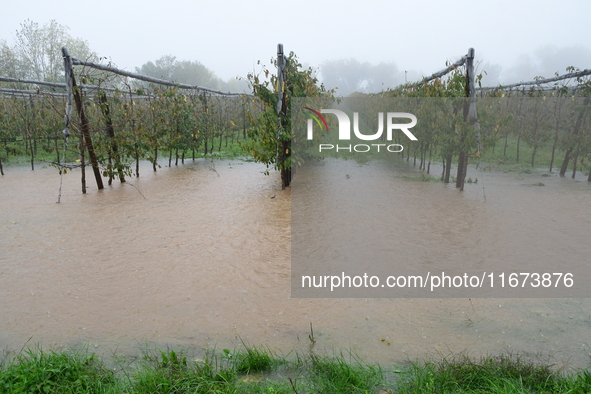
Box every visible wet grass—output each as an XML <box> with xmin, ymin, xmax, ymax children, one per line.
<box><xmin>307</xmin><ymin>352</ymin><xmax>384</xmax><ymax>393</ymax></box>
<box><xmin>481</xmin><ymin>135</ymin><xmax>557</xmax><ymax>170</ymax></box>
<box><xmin>478</xmin><ymin>136</ymin><xmax>591</xmax><ymax>178</ymax></box>
<box><xmin>0</xmin><ymin>346</ymin><xmax>118</xmax><ymax>393</ymax></box>
<box><xmin>0</xmin><ymin>137</ymin><xmax>253</xmax><ymax>170</ymax></box>
<box><xmin>2</xmin><ymin>345</ymin><xmax>591</xmax><ymax>393</ymax></box>
<box><xmin>125</xmin><ymin>347</ymin><xmax>387</xmax><ymax>394</ymax></box>
<box><xmin>395</xmin><ymin>353</ymin><xmax>591</xmax><ymax>394</ymax></box>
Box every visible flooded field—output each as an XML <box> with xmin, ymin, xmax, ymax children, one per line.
<box><xmin>1</xmin><ymin>158</ymin><xmax>591</xmax><ymax>370</ymax></box>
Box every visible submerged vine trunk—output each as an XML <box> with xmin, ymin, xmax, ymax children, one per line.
<box><xmin>98</xmin><ymin>92</ymin><xmax>125</xmax><ymax>184</ymax></box>
<box><xmin>456</xmin><ymin>151</ymin><xmax>466</xmax><ymax>189</ymax></box>
<box><xmin>444</xmin><ymin>153</ymin><xmax>452</xmax><ymax>184</ymax></box>
<box><xmin>135</xmin><ymin>146</ymin><xmax>140</xmax><ymax>177</ymax></box>
<box><xmin>572</xmin><ymin>152</ymin><xmax>578</xmax><ymax>179</ymax></box>
<box><xmin>559</xmin><ymin>148</ymin><xmax>572</xmax><ymax>177</ymax></box>
<box><xmin>79</xmin><ymin>137</ymin><xmax>86</xmax><ymax>194</ymax></box>
<box><xmin>559</xmin><ymin>97</ymin><xmax>589</xmax><ymax>177</ymax></box>
<box><xmin>549</xmin><ymin>134</ymin><xmax>558</xmax><ymax>172</ymax></box>
<box><xmin>54</xmin><ymin>136</ymin><xmax>60</xmax><ymax>165</ymax></box>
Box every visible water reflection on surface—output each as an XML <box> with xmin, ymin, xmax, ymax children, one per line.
<box><xmin>1</xmin><ymin>159</ymin><xmax>590</xmax><ymax>370</ymax></box>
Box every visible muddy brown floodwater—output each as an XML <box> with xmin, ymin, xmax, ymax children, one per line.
<box><xmin>1</xmin><ymin>158</ymin><xmax>591</xmax><ymax>370</ymax></box>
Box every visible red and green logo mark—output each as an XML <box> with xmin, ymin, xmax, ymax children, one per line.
<box><xmin>304</xmin><ymin>107</ymin><xmax>329</xmax><ymax>131</ymax></box>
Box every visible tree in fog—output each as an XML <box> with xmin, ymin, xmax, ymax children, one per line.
<box><xmin>135</xmin><ymin>55</ymin><xmax>223</xmax><ymax>90</ymax></box>
<box><xmin>320</xmin><ymin>58</ymin><xmax>401</xmax><ymax>96</ymax></box>
<box><xmin>502</xmin><ymin>45</ymin><xmax>591</xmax><ymax>84</ymax></box>
<box><xmin>365</xmin><ymin>62</ymin><xmax>401</xmax><ymax>92</ymax></box>
<box><xmin>220</xmin><ymin>77</ymin><xmax>251</xmax><ymax>94</ymax></box>
<box><xmin>320</xmin><ymin>58</ymin><xmax>370</xmax><ymax>95</ymax></box>
<box><xmin>478</xmin><ymin>61</ymin><xmax>502</xmax><ymax>87</ymax></box>
<box><xmin>2</xmin><ymin>19</ymin><xmax>95</xmax><ymax>83</ymax></box>
<box><xmin>0</xmin><ymin>42</ymin><xmax>19</xmax><ymax>79</ymax></box>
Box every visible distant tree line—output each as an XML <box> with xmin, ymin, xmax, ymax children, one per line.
<box><xmin>1</xmin><ymin>20</ymin><xmax>590</xmax><ymax>186</ymax></box>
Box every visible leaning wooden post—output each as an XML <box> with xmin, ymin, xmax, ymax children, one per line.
<box><xmin>62</xmin><ymin>47</ymin><xmax>104</xmax><ymax>192</ymax></box>
<box><xmin>457</xmin><ymin>48</ymin><xmax>476</xmax><ymax>191</ymax></box>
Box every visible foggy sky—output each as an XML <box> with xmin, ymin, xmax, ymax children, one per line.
<box><xmin>1</xmin><ymin>0</ymin><xmax>590</xmax><ymax>88</ymax></box>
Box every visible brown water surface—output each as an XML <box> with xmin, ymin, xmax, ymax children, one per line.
<box><xmin>1</xmin><ymin>159</ymin><xmax>591</xmax><ymax>370</ymax></box>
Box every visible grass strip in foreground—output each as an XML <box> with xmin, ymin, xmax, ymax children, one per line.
<box><xmin>1</xmin><ymin>345</ymin><xmax>591</xmax><ymax>393</ymax></box>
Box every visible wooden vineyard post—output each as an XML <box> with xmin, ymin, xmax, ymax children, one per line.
<box><xmin>242</xmin><ymin>98</ymin><xmax>247</xmax><ymax>140</ymax></box>
<box><xmin>456</xmin><ymin>48</ymin><xmax>477</xmax><ymax>191</ymax></box>
<box><xmin>98</xmin><ymin>91</ymin><xmax>125</xmax><ymax>185</ymax></box>
<box><xmin>276</xmin><ymin>43</ymin><xmax>290</xmax><ymax>189</ymax></box>
<box><xmin>204</xmin><ymin>92</ymin><xmax>213</xmax><ymax>157</ymax></box>
<box><xmin>62</xmin><ymin>47</ymin><xmax>104</xmax><ymax>192</ymax></box>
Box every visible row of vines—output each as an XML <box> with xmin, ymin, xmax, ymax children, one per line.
<box><xmin>341</xmin><ymin>94</ymin><xmax>591</xmax><ymax>181</ymax></box>
<box><xmin>378</xmin><ymin>64</ymin><xmax>591</xmax><ymax>182</ymax></box>
<box><xmin>0</xmin><ymin>67</ymin><xmax>259</xmax><ymax>187</ymax></box>
<box><xmin>1</xmin><ymin>46</ymin><xmax>590</xmax><ymax>192</ymax></box>
<box><xmin>287</xmin><ymin>53</ymin><xmax>591</xmax><ymax>192</ymax></box>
